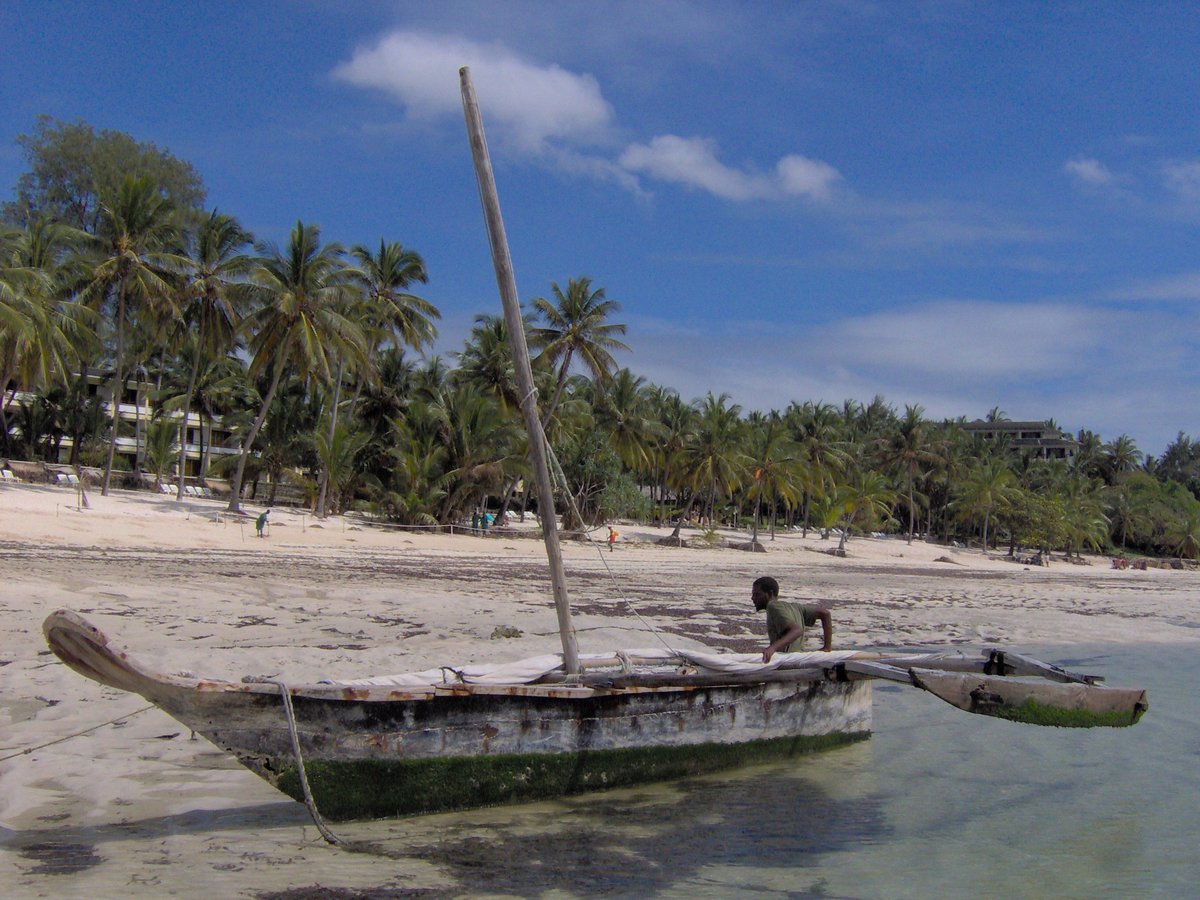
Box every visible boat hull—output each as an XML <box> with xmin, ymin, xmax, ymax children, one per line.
<box><xmin>43</xmin><ymin>609</ymin><xmax>872</xmax><ymax>819</ymax></box>
<box><xmin>270</xmin><ymin>727</ymin><xmax>868</xmax><ymax>819</ymax></box>
<box><xmin>181</xmin><ymin>679</ymin><xmax>871</xmax><ymax>819</ymax></box>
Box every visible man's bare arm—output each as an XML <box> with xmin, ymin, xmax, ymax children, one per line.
<box><xmin>816</xmin><ymin>609</ymin><xmax>833</xmax><ymax>651</ymax></box>
<box><xmin>762</xmin><ymin>624</ymin><xmax>805</xmax><ymax>663</ymax></box>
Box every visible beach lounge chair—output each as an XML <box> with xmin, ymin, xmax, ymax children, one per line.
<box><xmin>159</xmin><ymin>482</ymin><xmax>173</xmax><ymax>494</ymax></box>
<box><xmin>55</xmin><ymin>472</ymin><xmax>70</xmax><ymax>485</ymax></box>
<box><xmin>66</xmin><ymin>473</ymin><xmax>80</xmax><ymax>486</ymax></box>
<box><xmin>200</xmin><ymin>487</ymin><xmax>214</xmax><ymax>499</ymax></box>
<box><xmin>1</xmin><ymin>469</ymin><xmax>18</xmax><ymax>483</ymax></box>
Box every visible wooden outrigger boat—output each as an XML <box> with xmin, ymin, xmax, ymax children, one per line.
<box><xmin>42</xmin><ymin>68</ymin><xmax>1147</xmax><ymax>824</ymax></box>
<box><xmin>42</xmin><ymin>611</ymin><xmax>1147</xmax><ymax>821</ymax></box>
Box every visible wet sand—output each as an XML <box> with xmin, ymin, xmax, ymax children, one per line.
<box><xmin>2</xmin><ymin>485</ymin><xmax>1197</xmax><ymax>896</ymax></box>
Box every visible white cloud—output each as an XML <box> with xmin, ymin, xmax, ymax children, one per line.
<box><xmin>335</xmin><ymin>30</ymin><xmax>841</xmax><ymax>202</ymax></box>
<box><xmin>619</xmin><ymin>298</ymin><xmax>1193</xmax><ymax>454</ymax></box>
<box><xmin>1103</xmin><ymin>271</ymin><xmax>1200</xmax><ymax>302</ymax></box>
<box><xmin>1161</xmin><ymin>159</ymin><xmax>1200</xmax><ymax>201</ymax></box>
<box><xmin>619</xmin><ymin>135</ymin><xmax>840</xmax><ymax>201</ymax></box>
<box><xmin>333</xmin><ymin>31</ymin><xmax>614</xmax><ymax>151</ymax></box>
<box><xmin>1064</xmin><ymin>157</ymin><xmax>1114</xmax><ymax>186</ymax></box>
<box><xmin>823</xmin><ymin>300</ymin><xmax>1099</xmax><ymax>378</ymax></box>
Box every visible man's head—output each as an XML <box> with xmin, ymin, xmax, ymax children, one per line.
<box><xmin>751</xmin><ymin>576</ymin><xmax>779</xmax><ymax>611</ymax></box>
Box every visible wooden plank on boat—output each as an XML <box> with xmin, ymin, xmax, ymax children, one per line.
<box><xmin>840</xmin><ymin>660</ymin><xmax>915</xmax><ymax>684</ymax></box>
<box><xmin>564</xmin><ymin>667</ymin><xmax>831</xmax><ymax>690</ymax></box>
<box><xmin>985</xmin><ymin>649</ymin><xmax>1101</xmax><ymax>684</ymax></box>
<box><xmin>435</xmin><ymin>683</ymin><xmax>599</xmax><ymax>699</ymax></box>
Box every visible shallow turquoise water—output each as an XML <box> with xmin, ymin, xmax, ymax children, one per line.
<box><xmin>347</xmin><ymin>643</ymin><xmax>1195</xmax><ymax>898</ymax></box>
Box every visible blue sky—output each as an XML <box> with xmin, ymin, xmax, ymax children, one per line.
<box><xmin>3</xmin><ymin>1</ymin><xmax>1200</xmax><ymax>456</ymax></box>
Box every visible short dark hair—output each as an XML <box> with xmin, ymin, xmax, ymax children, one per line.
<box><xmin>752</xmin><ymin>576</ymin><xmax>779</xmax><ymax>598</ymax></box>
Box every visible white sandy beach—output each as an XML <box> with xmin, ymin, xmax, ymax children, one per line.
<box><xmin>2</xmin><ymin>483</ymin><xmax>1198</xmax><ymax>896</ymax></box>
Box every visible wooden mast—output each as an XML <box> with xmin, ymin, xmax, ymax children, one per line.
<box><xmin>459</xmin><ymin>66</ymin><xmax>581</xmax><ymax>675</ymax></box>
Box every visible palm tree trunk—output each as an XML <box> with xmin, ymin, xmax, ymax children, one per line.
<box><xmin>316</xmin><ymin>360</ymin><xmax>344</xmax><ymax>518</ymax></box>
<box><xmin>199</xmin><ymin>413</ymin><xmax>210</xmax><ymax>479</ymax></box>
<box><xmin>226</xmin><ymin>362</ymin><xmax>286</xmax><ymax>514</ymax></box>
<box><xmin>668</xmin><ymin>491</ymin><xmax>700</xmax><ymax>542</ymax></box>
<box><xmin>497</xmin><ymin>474</ymin><xmax>520</xmax><ymax>521</ymax></box>
<box><xmin>905</xmin><ymin>474</ymin><xmax>914</xmax><ymax>543</ymax></box>
<box><xmin>102</xmin><ymin>285</ymin><xmax>126</xmax><ymax>496</ymax></box>
<box><xmin>175</xmin><ymin>342</ymin><xmax>203</xmax><ymax>501</ymax></box>
<box><xmin>542</xmin><ymin>351</ymin><xmax>573</xmax><ymax>426</ymax></box>
<box><xmin>0</xmin><ymin>362</ymin><xmax>17</xmax><ymax>456</ymax></box>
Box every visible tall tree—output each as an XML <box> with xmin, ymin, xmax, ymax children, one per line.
<box><xmin>670</xmin><ymin>392</ymin><xmax>747</xmax><ymax>536</ymax></box>
<box><xmin>1102</xmin><ymin>434</ymin><xmax>1143</xmax><ymax>484</ymax></box>
<box><xmin>531</xmin><ymin>277</ymin><xmax>628</xmax><ymax>422</ymax></box>
<box><xmin>3</xmin><ymin>116</ymin><xmax>205</xmax><ymax>232</ymax></box>
<box><xmin>882</xmin><ymin>404</ymin><xmax>935</xmax><ymax>543</ymax></box>
<box><xmin>746</xmin><ymin>412</ymin><xmax>801</xmax><ymax>543</ymax></box>
<box><xmin>226</xmin><ymin>221</ymin><xmax>365</xmax><ymax>513</ymax></box>
<box><xmin>81</xmin><ymin>176</ymin><xmax>186</xmax><ymax>494</ymax></box>
<box><xmin>350</xmin><ymin>239</ymin><xmax>437</xmax><ymax>355</ymax></box>
<box><xmin>954</xmin><ymin>458</ymin><xmax>1017</xmax><ymax>550</ymax></box>
<box><xmin>173</xmin><ymin>211</ymin><xmax>252</xmax><ymax>498</ymax></box>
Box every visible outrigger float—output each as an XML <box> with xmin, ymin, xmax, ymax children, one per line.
<box><xmin>42</xmin><ymin>67</ymin><xmax>1147</xmax><ymax>823</ymax></box>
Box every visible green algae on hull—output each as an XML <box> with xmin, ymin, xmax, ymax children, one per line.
<box><xmin>275</xmin><ymin>731</ymin><xmax>870</xmax><ymax>820</ymax></box>
<box><xmin>982</xmin><ymin>697</ymin><xmax>1148</xmax><ymax>728</ymax></box>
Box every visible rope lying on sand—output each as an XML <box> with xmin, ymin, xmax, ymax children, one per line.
<box><xmin>0</xmin><ymin>705</ymin><xmax>156</xmax><ymax>762</ymax></box>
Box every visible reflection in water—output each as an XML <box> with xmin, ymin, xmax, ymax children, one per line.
<box><xmin>388</xmin><ymin>757</ymin><xmax>888</xmax><ymax>897</ymax></box>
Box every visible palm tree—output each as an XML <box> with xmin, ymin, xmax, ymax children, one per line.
<box><xmin>954</xmin><ymin>458</ymin><xmax>1017</xmax><ymax>550</ymax></box>
<box><xmin>1102</xmin><ymin>434</ymin><xmax>1142</xmax><ymax>484</ymax></box>
<box><xmin>455</xmin><ymin>313</ymin><xmax>524</xmax><ymax>411</ymax></box>
<box><xmin>1167</xmin><ymin>510</ymin><xmax>1200</xmax><ymax>560</ymax></box>
<box><xmin>314</xmin><ymin>423</ymin><xmax>371</xmax><ymax>515</ymax></box>
<box><xmin>882</xmin><ymin>404</ymin><xmax>935</xmax><ymax>543</ymax></box>
<box><xmin>143</xmin><ymin>415</ymin><xmax>179</xmax><ymax>490</ymax></box>
<box><xmin>323</xmin><ymin>239</ymin><xmax>437</xmax><ymax>517</ymax></box>
<box><xmin>833</xmin><ymin>469</ymin><xmax>897</xmax><ymax>553</ymax></box>
<box><xmin>81</xmin><ymin>176</ymin><xmax>187</xmax><ymax>494</ymax></box>
<box><xmin>0</xmin><ymin>220</ymin><xmax>90</xmax><ymax>454</ymax></box>
<box><xmin>159</xmin><ymin>345</ymin><xmax>247</xmax><ymax>482</ymax></box>
<box><xmin>1105</xmin><ymin>482</ymin><xmax>1151</xmax><ymax>551</ymax></box>
<box><xmin>433</xmin><ymin>384</ymin><xmax>523</xmax><ymax>523</ymax></box>
<box><xmin>350</xmin><ymin>239</ymin><xmax>437</xmax><ymax>354</ymax></box>
<box><xmin>1073</xmin><ymin>429</ymin><xmax>1105</xmax><ymax>480</ymax></box>
<box><xmin>593</xmin><ymin>367</ymin><xmax>655</xmax><ymax>475</ymax></box>
<box><xmin>173</xmin><ymin>210</ymin><xmax>252</xmax><ymax>499</ymax></box>
<box><xmin>787</xmin><ymin>401</ymin><xmax>848</xmax><ymax>535</ymax></box>
<box><xmin>668</xmin><ymin>393</ymin><xmax>746</xmax><ymax>539</ymax></box>
<box><xmin>646</xmin><ymin>387</ymin><xmax>696</xmax><ymax>522</ymax></box>
<box><xmin>746</xmin><ymin>412</ymin><xmax>801</xmax><ymax>543</ymax></box>
<box><xmin>225</xmin><ymin>221</ymin><xmax>365</xmax><ymax>513</ymax></box>
<box><xmin>531</xmin><ymin>277</ymin><xmax>628</xmax><ymax>422</ymax></box>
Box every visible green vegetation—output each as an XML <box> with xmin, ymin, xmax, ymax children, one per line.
<box><xmin>982</xmin><ymin>697</ymin><xmax>1147</xmax><ymax>729</ymax></box>
<box><xmin>275</xmin><ymin>731</ymin><xmax>868</xmax><ymax>820</ymax></box>
<box><xmin>5</xmin><ymin>118</ymin><xmax>1200</xmax><ymax>556</ymax></box>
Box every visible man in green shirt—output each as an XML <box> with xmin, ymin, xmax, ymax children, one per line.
<box><xmin>752</xmin><ymin>576</ymin><xmax>833</xmax><ymax>661</ymax></box>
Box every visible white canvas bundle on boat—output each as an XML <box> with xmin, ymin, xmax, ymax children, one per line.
<box><xmin>333</xmin><ymin>648</ymin><xmax>861</xmax><ymax>687</ymax></box>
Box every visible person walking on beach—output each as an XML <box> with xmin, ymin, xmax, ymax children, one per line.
<box><xmin>607</xmin><ymin>526</ymin><xmax>618</xmax><ymax>552</ymax></box>
<box><xmin>752</xmin><ymin>575</ymin><xmax>832</xmax><ymax>661</ymax></box>
<box><xmin>255</xmin><ymin>509</ymin><xmax>269</xmax><ymax>538</ymax></box>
